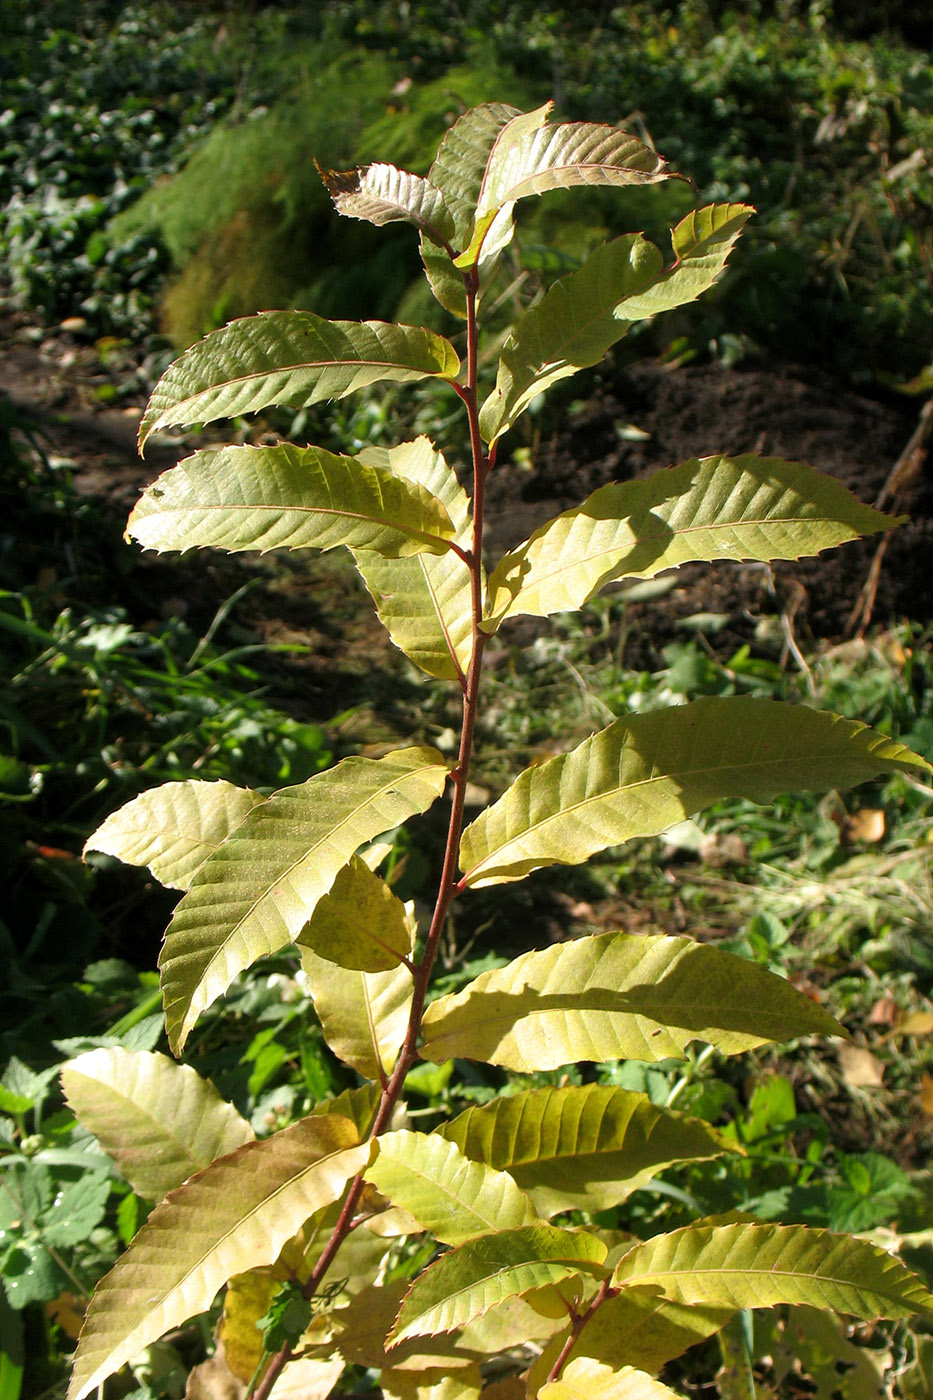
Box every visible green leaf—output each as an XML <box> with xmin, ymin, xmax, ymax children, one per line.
<box><xmin>389</xmin><ymin>1225</ymin><xmax>608</xmax><ymax>1344</ymax></box>
<box><xmin>437</xmin><ymin>1083</ymin><xmax>737</xmax><ymax>1215</ymax></box>
<box><xmin>420</xmin><ymin>931</ymin><xmax>842</xmax><ymax>1072</ymax></box>
<box><xmin>459</xmin><ymin>697</ymin><xmax>929</xmax><ymax>887</ymax></box>
<box><xmin>480</xmin><ymin>204</ymin><xmax>751</xmax><ymax>443</ymax></box>
<box><xmin>297</xmin><ymin>856</ymin><xmax>414</xmax><ymax>972</ymax></box>
<box><xmin>299</xmin><ymin>946</ymin><xmax>413</xmax><ymax>1080</ymax></box>
<box><xmin>365</xmin><ymin>1131</ymin><xmax>540</xmax><ymax>1245</ymax></box>
<box><xmin>62</xmin><ymin>1048</ymin><xmax>254</xmax><ymax>1202</ymax></box>
<box><xmin>541</xmin><ymin>1358</ymin><xmax>685</xmax><ymax>1400</ymax></box>
<box><xmin>541</xmin><ymin>1291</ymin><xmax>733</xmax><ymax>1378</ymax></box>
<box><xmin>67</xmin><ymin>1113</ymin><xmax>370</xmax><ymax>1400</ymax></box>
<box><xmin>160</xmin><ymin>747</ymin><xmax>447</xmax><ymax>1051</ymax></box>
<box><xmin>83</xmin><ymin>779</ymin><xmax>264</xmax><ymax>891</ymax></box>
<box><xmin>353</xmin><ymin>438</ymin><xmax>475</xmax><ymax>680</ymax></box>
<box><xmin>483</xmin><ymin>454</ymin><xmax>902</xmax><ymax>628</ymax></box>
<box><xmin>319</xmin><ymin>160</ymin><xmax>454</xmax><ymax>247</ymax></box>
<box><xmin>381</xmin><ymin>1361</ymin><xmax>482</xmax><ymax>1400</ymax></box>
<box><xmin>456</xmin><ymin>110</ymin><xmax>676</xmax><ymax>268</ymax></box>
<box><xmin>127</xmin><ymin>445</ymin><xmax>456</xmax><ymax>558</ymax></box>
<box><xmin>611</xmin><ymin>1221</ymin><xmax>933</xmax><ymax>1319</ymax></box>
<box><xmin>138</xmin><ymin>312</ymin><xmax>460</xmax><ymax>451</ymax></box>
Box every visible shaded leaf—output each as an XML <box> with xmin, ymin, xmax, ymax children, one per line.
<box><xmin>128</xmin><ymin>445</ymin><xmax>455</xmax><ymax>558</ymax></box>
<box><xmin>160</xmin><ymin>747</ymin><xmax>447</xmax><ymax>1051</ymax></box>
<box><xmin>364</xmin><ymin>1131</ymin><xmax>540</xmax><ymax>1244</ymax></box>
<box><xmin>353</xmin><ymin>438</ymin><xmax>475</xmax><ymax>680</ymax></box>
<box><xmin>381</xmin><ymin>1361</ymin><xmax>482</xmax><ymax>1400</ymax></box>
<box><xmin>483</xmin><ymin>454</ymin><xmax>902</xmax><ymax>628</ymax></box>
<box><xmin>84</xmin><ymin>779</ymin><xmax>264</xmax><ymax>891</ymax></box>
<box><xmin>438</xmin><ymin>1082</ymin><xmax>736</xmax><ymax>1215</ymax></box>
<box><xmin>62</xmin><ymin>1048</ymin><xmax>253</xmax><ymax>1203</ymax></box>
<box><xmin>320</xmin><ymin>161</ymin><xmax>454</xmax><ymax>246</ymax></box>
<box><xmin>300</xmin><ymin>945</ymin><xmax>413</xmax><ymax>1080</ymax></box>
<box><xmin>612</xmin><ymin>1221</ymin><xmax>933</xmax><ymax>1317</ymax></box>
<box><xmin>389</xmin><ymin>1226</ymin><xmax>608</xmax><ymax>1344</ymax></box>
<box><xmin>480</xmin><ymin>205</ymin><xmax>750</xmax><ymax>443</ymax></box>
<box><xmin>139</xmin><ymin>312</ymin><xmax>459</xmax><ymax>451</ymax></box>
<box><xmin>68</xmin><ymin>1114</ymin><xmax>371</xmax><ymax>1400</ymax></box>
<box><xmin>297</xmin><ymin>856</ymin><xmax>414</xmax><ymax>972</ymax></box>
<box><xmin>219</xmin><ymin>1271</ymin><xmax>281</xmax><ymax>1384</ymax></box>
<box><xmin>541</xmin><ymin>1357</ymin><xmax>685</xmax><ymax>1400</ymax></box>
<box><xmin>459</xmin><ymin>697</ymin><xmax>929</xmax><ymax>887</ymax></box>
<box><xmin>420</xmin><ymin>931</ymin><xmax>842</xmax><ymax>1072</ymax></box>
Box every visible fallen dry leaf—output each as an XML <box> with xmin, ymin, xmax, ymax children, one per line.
<box><xmin>838</xmin><ymin>1044</ymin><xmax>885</xmax><ymax>1087</ymax></box>
<box><xmin>920</xmin><ymin>1073</ymin><xmax>933</xmax><ymax>1117</ymax></box>
<box><xmin>840</xmin><ymin>808</ymin><xmax>885</xmax><ymax>844</ymax></box>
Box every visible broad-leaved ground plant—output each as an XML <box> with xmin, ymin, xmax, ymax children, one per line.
<box><xmin>65</xmin><ymin>103</ymin><xmax>933</xmax><ymax>1400</ymax></box>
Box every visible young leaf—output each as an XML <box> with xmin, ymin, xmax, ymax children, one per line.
<box><xmin>127</xmin><ymin>445</ymin><xmax>456</xmax><ymax>558</ymax></box>
<box><xmin>456</xmin><ymin>112</ymin><xmax>675</xmax><ymax>269</ymax></box>
<box><xmin>68</xmin><ymin>1113</ymin><xmax>371</xmax><ymax>1400</ymax></box>
<box><xmin>480</xmin><ymin>204</ymin><xmax>751</xmax><ymax>443</ymax></box>
<box><xmin>459</xmin><ymin>697</ymin><xmax>929</xmax><ymax>887</ymax></box>
<box><xmin>160</xmin><ymin>747</ymin><xmax>448</xmax><ymax>1051</ymax></box>
<box><xmin>84</xmin><ymin>779</ymin><xmax>264</xmax><ymax>891</ymax></box>
<box><xmin>540</xmin><ymin>1357</ymin><xmax>685</xmax><ymax>1400</ymax></box>
<box><xmin>299</xmin><ymin>946</ymin><xmax>413</xmax><ymax>1080</ymax></box>
<box><xmin>353</xmin><ymin>438</ymin><xmax>475</xmax><ymax>681</ymax></box>
<box><xmin>319</xmin><ymin>161</ymin><xmax>455</xmax><ymax>247</ymax></box>
<box><xmin>611</xmin><ymin>1221</ymin><xmax>933</xmax><ymax>1319</ymax></box>
<box><xmin>389</xmin><ymin>1225</ymin><xmax>608</xmax><ymax>1344</ymax></box>
<box><xmin>62</xmin><ymin>1048</ymin><xmax>253</xmax><ymax>1203</ymax></box>
<box><xmin>364</xmin><ymin>1130</ymin><xmax>540</xmax><ymax>1245</ymax></box>
<box><xmin>437</xmin><ymin>1082</ymin><xmax>737</xmax><ymax>1216</ymax></box>
<box><xmin>420</xmin><ymin>931</ymin><xmax>842</xmax><ymax>1072</ymax></box>
<box><xmin>483</xmin><ymin>454</ymin><xmax>902</xmax><ymax>627</ymax></box>
<box><xmin>297</xmin><ymin>856</ymin><xmax>414</xmax><ymax>972</ymax></box>
<box><xmin>138</xmin><ymin>312</ymin><xmax>460</xmax><ymax>451</ymax></box>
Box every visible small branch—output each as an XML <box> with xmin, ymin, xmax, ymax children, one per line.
<box><xmin>545</xmin><ymin>1278</ymin><xmax>618</xmax><ymax>1383</ymax></box>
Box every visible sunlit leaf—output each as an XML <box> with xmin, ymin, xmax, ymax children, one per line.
<box><xmin>160</xmin><ymin>747</ymin><xmax>447</xmax><ymax>1051</ymax></box>
<box><xmin>554</xmin><ymin>1290</ymin><xmax>733</xmax><ymax>1375</ymax></box>
<box><xmin>389</xmin><ymin>1226</ymin><xmax>608</xmax><ymax>1344</ymax></box>
<box><xmin>353</xmin><ymin>438</ymin><xmax>475</xmax><ymax>680</ymax></box>
<box><xmin>139</xmin><ymin>312</ymin><xmax>459</xmax><ymax>451</ymax></box>
<box><xmin>456</xmin><ymin>110</ymin><xmax>675</xmax><ymax>268</ymax></box>
<box><xmin>68</xmin><ymin>1114</ymin><xmax>371</xmax><ymax>1400</ymax></box>
<box><xmin>365</xmin><ymin>1131</ymin><xmax>540</xmax><ymax>1245</ymax></box>
<box><xmin>320</xmin><ymin>161</ymin><xmax>455</xmax><ymax>246</ymax></box>
<box><xmin>127</xmin><ymin>445</ymin><xmax>456</xmax><ymax>558</ymax></box>
<box><xmin>479</xmin><ymin>205</ymin><xmax>751</xmax><ymax>443</ymax></box>
<box><xmin>297</xmin><ymin>856</ymin><xmax>414</xmax><ymax>972</ymax></box>
<box><xmin>420</xmin><ymin>931</ymin><xmax>842</xmax><ymax>1072</ymax></box>
<box><xmin>483</xmin><ymin>454</ymin><xmax>901</xmax><ymax>627</ymax></box>
<box><xmin>381</xmin><ymin>1362</ymin><xmax>482</xmax><ymax>1400</ymax></box>
<box><xmin>300</xmin><ymin>946</ymin><xmax>413</xmax><ymax>1080</ymax></box>
<box><xmin>84</xmin><ymin>779</ymin><xmax>264</xmax><ymax>891</ymax></box>
<box><xmin>437</xmin><ymin>1083</ymin><xmax>736</xmax><ymax>1215</ymax></box>
<box><xmin>541</xmin><ymin>1357</ymin><xmax>685</xmax><ymax>1400</ymax></box>
<box><xmin>612</xmin><ymin>1221</ymin><xmax>933</xmax><ymax>1318</ymax></box>
<box><xmin>269</xmin><ymin>1355</ymin><xmax>345</xmax><ymax>1400</ymax></box>
<box><xmin>61</xmin><ymin>1048</ymin><xmax>253</xmax><ymax>1203</ymax></box>
<box><xmin>218</xmin><ymin>1270</ymin><xmax>281</xmax><ymax>1383</ymax></box>
<box><xmin>459</xmin><ymin>698</ymin><xmax>929</xmax><ymax>887</ymax></box>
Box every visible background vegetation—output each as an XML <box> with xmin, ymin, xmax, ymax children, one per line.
<box><xmin>1</xmin><ymin>3</ymin><xmax>931</xmax><ymax>1397</ymax></box>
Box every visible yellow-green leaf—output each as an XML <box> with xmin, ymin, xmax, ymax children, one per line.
<box><xmin>320</xmin><ymin>161</ymin><xmax>455</xmax><ymax>247</ymax></box>
<box><xmin>420</xmin><ymin>931</ymin><xmax>842</xmax><ymax>1072</ymax></box>
<box><xmin>160</xmin><ymin>747</ymin><xmax>447</xmax><ymax>1051</ymax></box>
<box><xmin>541</xmin><ymin>1357</ymin><xmax>685</xmax><ymax>1400</ymax></box>
<box><xmin>83</xmin><ymin>779</ymin><xmax>264</xmax><ymax>891</ymax></box>
<box><xmin>138</xmin><ymin>312</ymin><xmax>459</xmax><ymax>451</ymax></box>
<box><xmin>483</xmin><ymin>454</ymin><xmax>902</xmax><ymax>628</ymax></box>
<box><xmin>437</xmin><ymin>1083</ymin><xmax>736</xmax><ymax>1216</ymax></box>
<box><xmin>68</xmin><ymin>1114</ymin><xmax>371</xmax><ymax>1400</ymax></box>
<box><xmin>300</xmin><ymin>946</ymin><xmax>413</xmax><ymax>1080</ymax></box>
<box><xmin>365</xmin><ymin>1131</ymin><xmax>540</xmax><ymax>1245</ymax></box>
<box><xmin>381</xmin><ymin>1363</ymin><xmax>482</xmax><ymax>1400</ymax></box>
<box><xmin>612</xmin><ymin>1221</ymin><xmax>933</xmax><ymax>1319</ymax></box>
<box><xmin>479</xmin><ymin>205</ymin><xmax>750</xmax><ymax>444</ymax></box>
<box><xmin>459</xmin><ymin>698</ymin><xmax>929</xmax><ymax>887</ymax></box>
<box><xmin>62</xmin><ymin>1048</ymin><xmax>253</xmax><ymax>1203</ymax></box>
<box><xmin>128</xmin><ymin>445</ymin><xmax>456</xmax><ymax>557</ymax></box>
<box><xmin>389</xmin><ymin>1226</ymin><xmax>608</xmax><ymax>1344</ymax></box>
<box><xmin>297</xmin><ymin>856</ymin><xmax>414</xmax><ymax>972</ymax></box>
<box><xmin>353</xmin><ymin>438</ymin><xmax>475</xmax><ymax>681</ymax></box>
